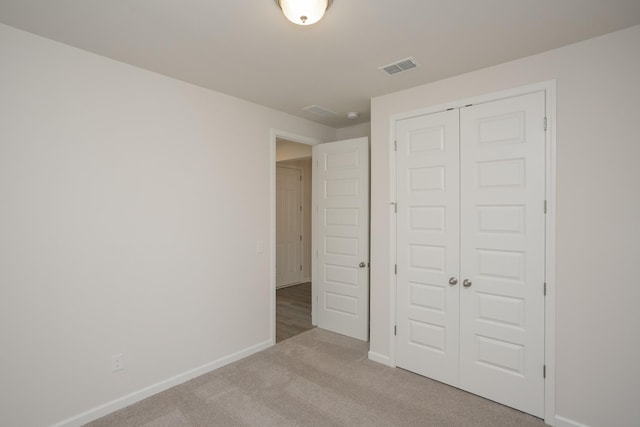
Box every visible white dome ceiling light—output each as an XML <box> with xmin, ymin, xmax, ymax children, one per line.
<box><xmin>276</xmin><ymin>0</ymin><xmax>333</xmax><ymax>26</ymax></box>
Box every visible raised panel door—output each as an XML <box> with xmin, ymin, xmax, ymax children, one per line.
<box><xmin>395</xmin><ymin>110</ymin><xmax>461</xmax><ymax>385</ymax></box>
<box><xmin>313</xmin><ymin>137</ymin><xmax>369</xmax><ymax>341</ymax></box>
<box><xmin>459</xmin><ymin>91</ymin><xmax>546</xmax><ymax>417</ymax></box>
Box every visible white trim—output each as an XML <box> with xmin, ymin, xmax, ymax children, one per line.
<box><xmin>274</xmin><ymin>130</ymin><xmax>320</xmax><ymax>147</ymax></box>
<box><xmin>555</xmin><ymin>415</ymin><xmax>590</xmax><ymax>427</ymax></box>
<box><xmin>544</xmin><ymin>81</ymin><xmax>557</xmax><ymax>426</ymax></box>
<box><xmin>368</xmin><ymin>351</ymin><xmax>394</xmax><ymax>367</ymax></box>
<box><xmin>386</xmin><ymin>81</ymin><xmax>557</xmax><ymax>423</ymax></box>
<box><xmin>270</xmin><ymin>129</ymin><xmax>321</xmax><ymax>339</ymax></box>
<box><xmin>51</xmin><ymin>339</ymin><xmax>273</xmax><ymax>427</ymax></box>
<box><xmin>388</xmin><ymin>117</ymin><xmax>398</xmax><ymax>366</ymax></box>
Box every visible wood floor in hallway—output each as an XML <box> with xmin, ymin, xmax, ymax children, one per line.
<box><xmin>276</xmin><ymin>282</ymin><xmax>313</xmax><ymax>342</ymax></box>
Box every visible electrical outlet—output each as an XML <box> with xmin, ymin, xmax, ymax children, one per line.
<box><xmin>111</xmin><ymin>353</ymin><xmax>124</xmax><ymax>372</ymax></box>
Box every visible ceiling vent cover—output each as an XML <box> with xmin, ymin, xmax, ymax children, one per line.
<box><xmin>379</xmin><ymin>57</ymin><xmax>419</xmax><ymax>76</ymax></box>
<box><xmin>303</xmin><ymin>104</ymin><xmax>338</xmax><ymax>117</ymax></box>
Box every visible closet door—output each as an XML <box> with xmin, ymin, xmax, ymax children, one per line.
<box><xmin>459</xmin><ymin>92</ymin><xmax>546</xmax><ymax>417</ymax></box>
<box><xmin>395</xmin><ymin>109</ymin><xmax>460</xmax><ymax>385</ymax></box>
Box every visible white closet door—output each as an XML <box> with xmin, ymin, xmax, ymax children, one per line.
<box><xmin>459</xmin><ymin>91</ymin><xmax>546</xmax><ymax>417</ymax></box>
<box><xmin>313</xmin><ymin>137</ymin><xmax>369</xmax><ymax>341</ymax></box>
<box><xmin>395</xmin><ymin>110</ymin><xmax>461</xmax><ymax>384</ymax></box>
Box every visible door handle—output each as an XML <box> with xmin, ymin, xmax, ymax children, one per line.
<box><xmin>463</xmin><ymin>279</ymin><xmax>472</xmax><ymax>287</ymax></box>
<box><xmin>359</xmin><ymin>262</ymin><xmax>367</xmax><ymax>268</ymax></box>
<box><xmin>448</xmin><ymin>277</ymin><xmax>458</xmax><ymax>286</ymax></box>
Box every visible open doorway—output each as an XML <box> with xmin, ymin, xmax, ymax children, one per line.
<box><xmin>275</xmin><ymin>138</ymin><xmax>315</xmax><ymax>342</ymax></box>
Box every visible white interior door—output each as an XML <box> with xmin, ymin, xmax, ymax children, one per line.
<box><xmin>395</xmin><ymin>109</ymin><xmax>461</xmax><ymax>385</ymax></box>
<box><xmin>276</xmin><ymin>166</ymin><xmax>303</xmax><ymax>287</ymax></box>
<box><xmin>313</xmin><ymin>137</ymin><xmax>369</xmax><ymax>341</ymax></box>
<box><xmin>394</xmin><ymin>91</ymin><xmax>546</xmax><ymax>417</ymax></box>
<box><xmin>459</xmin><ymin>91</ymin><xmax>546</xmax><ymax>417</ymax></box>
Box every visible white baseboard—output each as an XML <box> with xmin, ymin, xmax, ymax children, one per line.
<box><xmin>555</xmin><ymin>415</ymin><xmax>590</xmax><ymax>427</ymax></box>
<box><xmin>51</xmin><ymin>339</ymin><xmax>273</xmax><ymax>427</ymax></box>
<box><xmin>368</xmin><ymin>351</ymin><xmax>393</xmax><ymax>367</ymax></box>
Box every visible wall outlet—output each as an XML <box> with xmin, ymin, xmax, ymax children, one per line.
<box><xmin>111</xmin><ymin>353</ymin><xmax>124</xmax><ymax>372</ymax></box>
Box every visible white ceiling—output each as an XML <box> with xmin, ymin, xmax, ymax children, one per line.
<box><xmin>1</xmin><ymin>0</ymin><xmax>639</xmax><ymax>128</ymax></box>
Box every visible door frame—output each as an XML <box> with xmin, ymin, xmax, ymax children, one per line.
<box><xmin>387</xmin><ymin>81</ymin><xmax>557</xmax><ymax>424</ymax></box>
<box><xmin>270</xmin><ymin>130</ymin><xmax>321</xmax><ymax>345</ymax></box>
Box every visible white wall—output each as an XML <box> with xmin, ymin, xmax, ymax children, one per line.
<box><xmin>0</xmin><ymin>24</ymin><xmax>336</xmax><ymax>427</ymax></box>
<box><xmin>336</xmin><ymin>122</ymin><xmax>371</xmax><ymax>141</ymax></box>
<box><xmin>370</xmin><ymin>25</ymin><xmax>640</xmax><ymax>427</ymax></box>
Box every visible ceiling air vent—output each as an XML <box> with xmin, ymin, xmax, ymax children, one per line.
<box><xmin>303</xmin><ymin>104</ymin><xmax>338</xmax><ymax>117</ymax></box>
<box><xmin>379</xmin><ymin>57</ymin><xmax>419</xmax><ymax>76</ymax></box>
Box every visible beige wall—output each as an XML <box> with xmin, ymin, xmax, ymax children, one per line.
<box><xmin>370</xmin><ymin>25</ymin><xmax>640</xmax><ymax>427</ymax></box>
<box><xmin>276</xmin><ymin>138</ymin><xmax>312</xmax><ymax>161</ymax></box>
<box><xmin>0</xmin><ymin>24</ymin><xmax>336</xmax><ymax>427</ymax></box>
<box><xmin>276</xmin><ymin>157</ymin><xmax>313</xmax><ymax>283</ymax></box>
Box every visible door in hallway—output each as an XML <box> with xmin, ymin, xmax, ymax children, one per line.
<box><xmin>276</xmin><ymin>166</ymin><xmax>303</xmax><ymax>287</ymax></box>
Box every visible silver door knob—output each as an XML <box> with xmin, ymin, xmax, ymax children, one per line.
<box><xmin>448</xmin><ymin>277</ymin><xmax>458</xmax><ymax>286</ymax></box>
<box><xmin>463</xmin><ymin>279</ymin><xmax>472</xmax><ymax>287</ymax></box>
<box><xmin>359</xmin><ymin>262</ymin><xmax>367</xmax><ymax>268</ymax></box>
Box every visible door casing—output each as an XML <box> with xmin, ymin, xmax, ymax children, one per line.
<box><xmin>270</xmin><ymin>130</ymin><xmax>320</xmax><ymax>345</ymax></box>
<box><xmin>387</xmin><ymin>81</ymin><xmax>556</xmax><ymax>425</ymax></box>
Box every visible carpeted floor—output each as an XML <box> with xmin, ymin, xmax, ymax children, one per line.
<box><xmin>87</xmin><ymin>328</ymin><xmax>546</xmax><ymax>426</ymax></box>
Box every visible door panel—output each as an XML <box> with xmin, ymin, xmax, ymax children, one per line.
<box><xmin>276</xmin><ymin>166</ymin><xmax>303</xmax><ymax>287</ymax></box>
<box><xmin>395</xmin><ymin>110</ymin><xmax>460</xmax><ymax>384</ymax></box>
<box><xmin>459</xmin><ymin>91</ymin><xmax>546</xmax><ymax>417</ymax></box>
<box><xmin>313</xmin><ymin>138</ymin><xmax>369</xmax><ymax>341</ymax></box>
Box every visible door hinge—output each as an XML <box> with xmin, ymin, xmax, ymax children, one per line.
<box><xmin>394</xmin><ymin>140</ymin><xmax>397</xmax><ymax>151</ymax></box>
<box><xmin>300</xmin><ymin>235</ymin><xmax>302</xmax><ymax>241</ymax></box>
<box><xmin>300</xmin><ymin>205</ymin><xmax>302</xmax><ymax>211</ymax></box>
<box><xmin>544</xmin><ymin>282</ymin><xmax>547</xmax><ymax>296</ymax></box>
<box><xmin>300</xmin><ymin>265</ymin><xmax>302</xmax><ymax>271</ymax></box>
<box><xmin>544</xmin><ymin>200</ymin><xmax>547</xmax><ymax>214</ymax></box>
<box><xmin>543</xmin><ymin>365</ymin><xmax>546</xmax><ymax>378</ymax></box>
<box><xmin>394</xmin><ymin>264</ymin><xmax>398</xmax><ymax>275</ymax></box>
<box><xmin>300</xmin><ymin>175</ymin><xmax>302</xmax><ymax>181</ymax></box>
<box><xmin>394</xmin><ymin>325</ymin><xmax>397</xmax><ymax>336</ymax></box>
<box><xmin>544</xmin><ymin>117</ymin><xmax>548</xmax><ymax>131</ymax></box>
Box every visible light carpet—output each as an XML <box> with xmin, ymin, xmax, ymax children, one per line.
<box><xmin>87</xmin><ymin>328</ymin><xmax>546</xmax><ymax>426</ymax></box>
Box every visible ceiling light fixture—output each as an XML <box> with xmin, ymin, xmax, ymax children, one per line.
<box><xmin>276</xmin><ymin>0</ymin><xmax>333</xmax><ymax>26</ymax></box>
